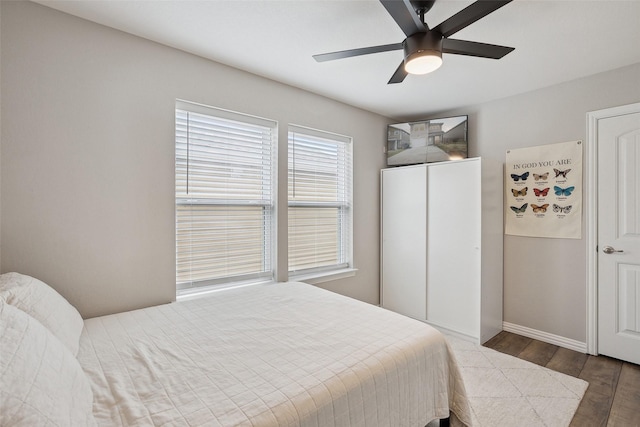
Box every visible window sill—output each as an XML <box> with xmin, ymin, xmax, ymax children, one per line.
<box><xmin>176</xmin><ymin>268</ymin><xmax>358</xmax><ymax>302</ymax></box>
<box><xmin>289</xmin><ymin>268</ymin><xmax>358</xmax><ymax>285</ymax></box>
<box><xmin>176</xmin><ymin>278</ymin><xmax>274</xmax><ymax>302</ymax></box>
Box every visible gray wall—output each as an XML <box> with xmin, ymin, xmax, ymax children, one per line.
<box><xmin>0</xmin><ymin>1</ymin><xmax>388</xmax><ymax>318</ymax></box>
<box><xmin>412</xmin><ymin>63</ymin><xmax>640</xmax><ymax>343</ymax></box>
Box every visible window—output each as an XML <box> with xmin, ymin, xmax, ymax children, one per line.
<box><xmin>175</xmin><ymin>101</ymin><xmax>276</xmax><ymax>294</ymax></box>
<box><xmin>288</xmin><ymin>125</ymin><xmax>353</xmax><ymax>277</ymax></box>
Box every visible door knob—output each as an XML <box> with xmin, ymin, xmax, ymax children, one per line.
<box><xmin>602</xmin><ymin>246</ymin><xmax>623</xmax><ymax>254</ymax></box>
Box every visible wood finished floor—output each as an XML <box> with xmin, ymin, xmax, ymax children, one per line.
<box><xmin>483</xmin><ymin>331</ymin><xmax>640</xmax><ymax>427</ymax></box>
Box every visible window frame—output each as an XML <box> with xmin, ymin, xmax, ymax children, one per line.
<box><xmin>175</xmin><ymin>100</ymin><xmax>277</xmax><ymax>296</ymax></box>
<box><xmin>287</xmin><ymin>124</ymin><xmax>354</xmax><ymax>281</ymax></box>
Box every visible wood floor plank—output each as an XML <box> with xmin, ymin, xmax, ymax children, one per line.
<box><xmin>607</xmin><ymin>362</ymin><xmax>640</xmax><ymax>426</ymax></box>
<box><xmin>579</xmin><ymin>355</ymin><xmax>622</xmax><ymax>396</ymax></box>
<box><xmin>518</xmin><ymin>339</ymin><xmax>558</xmax><ymax>367</ymax></box>
<box><xmin>569</xmin><ymin>387</ymin><xmax>611</xmax><ymax>427</ymax></box>
<box><xmin>573</xmin><ymin>355</ymin><xmax>623</xmax><ymax>425</ymax></box>
<box><xmin>485</xmin><ymin>331</ymin><xmax>531</xmax><ymax>356</ymax></box>
<box><xmin>482</xmin><ymin>330</ymin><xmax>507</xmax><ymax>349</ymax></box>
<box><xmin>546</xmin><ymin>347</ymin><xmax>589</xmax><ymax>378</ymax></box>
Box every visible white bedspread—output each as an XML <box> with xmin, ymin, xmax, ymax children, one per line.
<box><xmin>78</xmin><ymin>282</ymin><xmax>471</xmax><ymax>426</ymax></box>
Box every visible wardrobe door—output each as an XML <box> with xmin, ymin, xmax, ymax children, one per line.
<box><xmin>426</xmin><ymin>160</ymin><xmax>481</xmax><ymax>336</ymax></box>
<box><xmin>381</xmin><ymin>165</ymin><xmax>427</xmax><ymax>320</ymax></box>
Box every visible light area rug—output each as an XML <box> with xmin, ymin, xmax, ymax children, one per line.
<box><xmin>428</xmin><ymin>334</ymin><xmax>589</xmax><ymax>427</ymax></box>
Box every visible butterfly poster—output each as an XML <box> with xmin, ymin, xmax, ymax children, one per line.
<box><xmin>505</xmin><ymin>140</ymin><xmax>582</xmax><ymax>239</ymax></box>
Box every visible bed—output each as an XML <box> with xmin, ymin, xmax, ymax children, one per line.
<box><xmin>1</xmin><ymin>273</ymin><xmax>471</xmax><ymax>426</ymax></box>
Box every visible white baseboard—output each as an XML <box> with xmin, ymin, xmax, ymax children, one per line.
<box><xmin>502</xmin><ymin>322</ymin><xmax>587</xmax><ymax>353</ymax></box>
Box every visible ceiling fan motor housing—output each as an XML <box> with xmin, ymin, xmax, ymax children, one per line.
<box><xmin>403</xmin><ymin>31</ymin><xmax>443</xmax><ymax>66</ymax></box>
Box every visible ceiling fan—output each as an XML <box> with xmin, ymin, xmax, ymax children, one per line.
<box><xmin>313</xmin><ymin>0</ymin><xmax>514</xmax><ymax>84</ymax></box>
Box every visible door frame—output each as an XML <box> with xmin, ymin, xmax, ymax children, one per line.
<box><xmin>585</xmin><ymin>102</ymin><xmax>640</xmax><ymax>355</ymax></box>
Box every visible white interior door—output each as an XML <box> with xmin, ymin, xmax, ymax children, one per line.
<box><xmin>597</xmin><ymin>109</ymin><xmax>640</xmax><ymax>365</ymax></box>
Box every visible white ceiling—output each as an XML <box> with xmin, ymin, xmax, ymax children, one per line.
<box><xmin>34</xmin><ymin>0</ymin><xmax>640</xmax><ymax>119</ymax></box>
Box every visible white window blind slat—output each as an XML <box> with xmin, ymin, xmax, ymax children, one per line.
<box><xmin>176</xmin><ymin>103</ymin><xmax>275</xmax><ymax>292</ymax></box>
<box><xmin>288</xmin><ymin>126</ymin><xmax>352</xmax><ymax>275</ymax></box>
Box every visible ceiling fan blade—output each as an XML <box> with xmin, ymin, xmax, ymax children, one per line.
<box><xmin>388</xmin><ymin>61</ymin><xmax>408</xmax><ymax>84</ymax></box>
<box><xmin>313</xmin><ymin>43</ymin><xmax>403</xmax><ymax>62</ymax></box>
<box><xmin>443</xmin><ymin>38</ymin><xmax>514</xmax><ymax>59</ymax></box>
<box><xmin>433</xmin><ymin>0</ymin><xmax>512</xmax><ymax>38</ymax></box>
<box><xmin>380</xmin><ymin>0</ymin><xmax>426</xmax><ymax>37</ymax></box>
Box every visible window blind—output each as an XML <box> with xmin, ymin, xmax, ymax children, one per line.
<box><xmin>176</xmin><ymin>101</ymin><xmax>276</xmax><ymax>292</ymax></box>
<box><xmin>288</xmin><ymin>126</ymin><xmax>352</xmax><ymax>275</ymax></box>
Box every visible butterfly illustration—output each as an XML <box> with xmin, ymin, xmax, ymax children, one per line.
<box><xmin>554</xmin><ymin>186</ymin><xmax>575</xmax><ymax>196</ymax></box>
<box><xmin>510</xmin><ymin>172</ymin><xmax>529</xmax><ymax>182</ymax></box>
<box><xmin>553</xmin><ymin>204</ymin><xmax>573</xmax><ymax>214</ymax></box>
<box><xmin>533</xmin><ymin>187</ymin><xmax>550</xmax><ymax>197</ymax></box>
<box><xmin>531</xmin><ymin>203</ymin><xmax>549</xmax><ymax>213</ymax></box>
<box><xmin>554</xmin><ymin>168</ymin><xmax>571</xmax><ymax>178</ymax></box>
<box><xmin>511</xmin><ymin>187</ymin><xmax>528</xmax><ymax>197</ymax></box>
<box><xmin>510</xmin><ymin>203</ymin><xmax>528</xmax><ymax>213</ymax></box>
<box><xmin>533</xmin><ymin>172</ymin><xmax>549</xmax><ymax>181</ymax></box>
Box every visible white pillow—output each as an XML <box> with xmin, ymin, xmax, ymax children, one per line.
<box><xmin>0</xmin><ymin>302</ymin><xmax>97</xmax><ymax>426</ymax></box>
<box><xmin>0</xmin><ymin>272</ymin><xmax>84</xmax><ymax>356</ymax></box>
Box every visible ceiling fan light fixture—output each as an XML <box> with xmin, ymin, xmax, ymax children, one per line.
<box><xmin>403</xmin><ymin>31</ymin><xmax>444</xmax><ymax>75</ymax></box>
<box><xmin>404</xmin><ymin>51</ymin><xmax>442</xmax><ymax>74</ymax></box>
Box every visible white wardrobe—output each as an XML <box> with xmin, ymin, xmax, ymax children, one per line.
<box><xmin>380</xmin><ymin>157</ymin><xmax>503</xmax><ymax>344</ymax></box>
